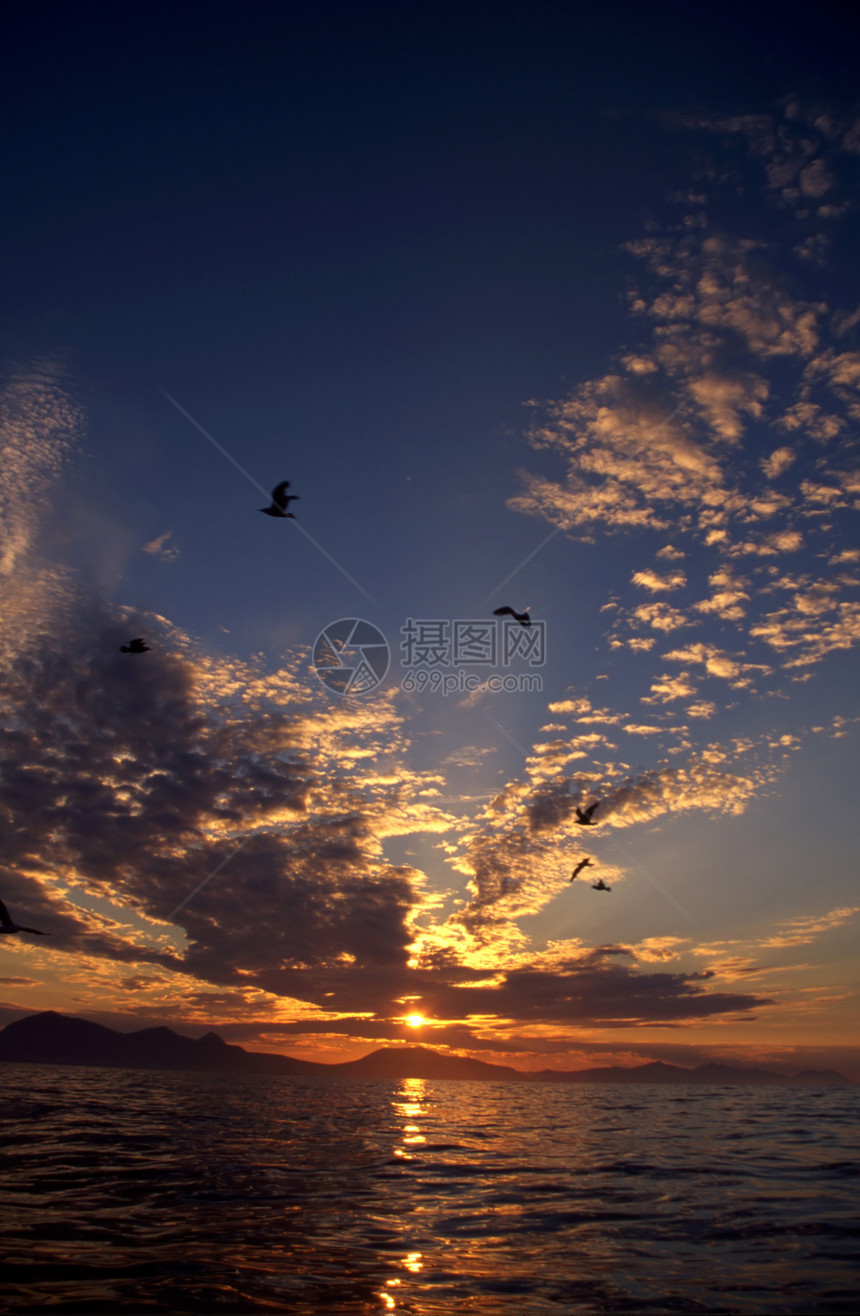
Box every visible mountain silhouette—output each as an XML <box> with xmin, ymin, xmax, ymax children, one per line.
<box><xmin>0</xmin><ymin>1012</ymin><xmax>327</xmax><ymax>1075</ymax></box>
<box><xmin>532</xmin><ymin>1059</ymin><xmax>855</xmax><ymax>1086</ymax></box>
<box><xmin>0</xmin><ymin>1013</ymin><xmax>853</xmax><ymax>1084</ymax></box>
<box><xmin>329</xmin><ymin>1045</ymin><xmax>521</xmax><ymax>1082</ymax></box>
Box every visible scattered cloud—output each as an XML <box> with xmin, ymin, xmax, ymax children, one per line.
<box><xmin>663</xmin><ymin>642</ymin><xmax>770</xmax><ymax>687</ymax></box>
<box><xmin>0</xmin><ymin>360</ymin><xmax>82</xmax><ymax>579</ymax></box>
<box><xmin>685</xmin><ymin>701</ymin><xmax>718</xmax><ymax>719</ymax></box>
<box><xmin>693</xmin><ymin>568</ymin><xmax>750</xmax><ymax>620</ymax></box>
<box><xmin>641</xmin><ymin>671</ymin><xmax>698</xmax><ymax>704</ymax></box>
<box><xmin>632</xmin><ymin>567</ymin><xmax>687</xmax><ymax>593</ymax></box>
<box><xmin>631</xmin><ymin>601</ymin><xmax>691</xmax><ymax>632</ymax></box>
<box><xmin>142</xmin><ymin>530</ymin><xmax>180</xmax><ymax>562</ymax></box>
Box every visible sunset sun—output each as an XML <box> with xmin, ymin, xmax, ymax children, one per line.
<box><xmin>405</xmin><ymin>1014</ymin><xmax>425</xmax><ymax>1028</ymax></box>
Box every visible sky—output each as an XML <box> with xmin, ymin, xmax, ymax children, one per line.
<box><xmin>1</xmin><ymin>0</ymin><xmax>858</xmax><ymax>1078</ymax></box>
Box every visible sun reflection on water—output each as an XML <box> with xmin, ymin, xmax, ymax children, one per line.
<box><xmin>392</xmin><ymin>1077</ymin><xmax>428</xmax><ymax>1148</ymax></box>
<box><xmin>384</xmin><ymin>1080</ymin><xmax>430</xmax><ymax>1304</ymax></box>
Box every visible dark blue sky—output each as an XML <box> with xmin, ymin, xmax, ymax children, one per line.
<box><xmin>5</xmin><ymin>0</ymin><xmax>855</xmax><ymax>635</ymax></box>
<box><xmin>5</xmin><ymin>0</ymin><xmax>857</xmax><ymax>386</ymax></box>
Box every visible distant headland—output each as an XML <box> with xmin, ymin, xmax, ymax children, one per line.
<box><xmin>0</xmin><ymin>1012</ymin><xmax>853</xmax><ymax>1085</ymax></box>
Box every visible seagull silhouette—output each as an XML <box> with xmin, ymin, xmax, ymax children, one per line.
<box><xmin>259</xmin><ymin>481</ymin><xmax>300</xmax><ymax>518</ymax></box>
<box><xmin>0</xmin><ymin>898</ymin><xmax>47</xmax><ymax>935</ymax></box>
<box><xmin>493</xmin><ymin>606</ymin><xmax>530</xmax><ymax>626</ymax></box>
<box><xmin>570</xmin><ymin>857</ymin><xmax>593</xmax><ymax>881</ymax></box>
<box><xmin>591</xmin><ymin>878</ymin><xmax>611</xmax><ymax>892</ymax></box>
<box><xmin>120</xmin><ymin>638</ymin><xmax>150</xmax><ymax>654</ymax></box>
<box><xmin>575</xmin><ymin>801</ymin><xmax>600</xmax><ymax>825</ymax></box>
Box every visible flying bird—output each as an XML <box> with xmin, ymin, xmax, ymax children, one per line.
<box><xmin>0</xmin><ymin>898</ymin><xmax>47</xmax><ymax>936</ymax></box>
<box><xmin>591</xmin><ymin>879</ymin><xmax>611</xmax><ymax>892</ymax></box>
<box><xmin>570</xmin><ymin>857</ymin><xmax>593</xmax><ymax>881</ymax></box>
<box><xmin>493</xmin><ymin>606</ymin><xmax>530</xmax><ymax>626</ymax></box>
<box><xmin>120</xmin><ymin>638</ymin><xmax>150</xmax><ymax>654</ymax></box>
<box><xmin>575</xmin><ymin>801</ymin><xmax>600</xmax><ymax>825</ymax></box>
<box><xmin>259</xmin><ymin>481</ymin><xmax>300</xmax><ymax>518</ymax></box>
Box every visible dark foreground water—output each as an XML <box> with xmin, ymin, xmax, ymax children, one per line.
<box><xmin>0</xmin><ymin>1065</ymin><xmax>857</xmax><ymax>1314</ymax></box>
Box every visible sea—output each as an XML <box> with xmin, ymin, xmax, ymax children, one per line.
<box><xmin>0</xmin><ymin>1064</ymin><xmax>857</xmax><ymax>1314</ymax></box>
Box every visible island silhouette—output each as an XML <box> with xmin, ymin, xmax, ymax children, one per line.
<box><xmin>0</xmin><ymin>1013</ymin><xmax>852</xmax><ymax>1085</ymax></box>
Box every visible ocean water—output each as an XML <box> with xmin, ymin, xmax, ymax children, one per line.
<box><xmin>0</xmin><ymin>1065</ymin><xmax>857</xmax><ymax>1314</ymax></box>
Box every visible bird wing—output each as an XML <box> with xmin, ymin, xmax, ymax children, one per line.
<box><xmin>586</xmin><ymin>802</ymin><xmax>599</xmax><ymax>819</ymax></box>
<box><xmin>0</xmin><ymin>898</ymin><xmax>12</xmax><ymax>927</ymax></box>
<box><xmin>493</xmin><ymin>607</ymin><xmax>514</xmax><ymax>617</ymax></box>
<box><xmin>271</xmin><ymin>481</ymin><xmax>290</xmax><ymax>509</ymax></box>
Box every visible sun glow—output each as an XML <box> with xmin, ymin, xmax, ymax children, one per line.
<box><xmin>405</xmin><ymin>1013</ymin><xmax>425</xmax><ymax>1028</ymax></box>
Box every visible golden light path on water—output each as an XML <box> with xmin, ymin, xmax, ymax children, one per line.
<box><xmin>378</xmin><ymin>1078</ymin><xmax>428</xmax><ymax>1311</ymax></box>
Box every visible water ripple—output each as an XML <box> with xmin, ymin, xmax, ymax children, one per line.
<box><xmin>0</xmin><ymin>1065</ymin><xmax>857</xmax><ymax>1313</ymax></box>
